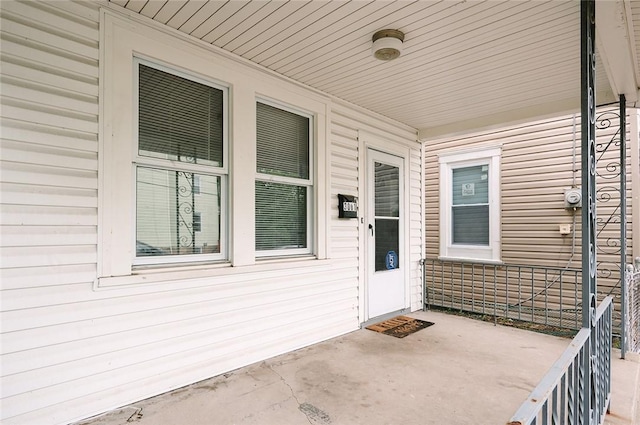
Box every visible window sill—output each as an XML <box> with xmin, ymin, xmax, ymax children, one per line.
<box><xmin>437</xmin><ymin>256</ymin><xmax>503</xmax><ymax>265</ymax></box>
<box><xmin>94</xmin><ymin>256</ymin><xmax>330</xmax><ymax>291</ymax></box>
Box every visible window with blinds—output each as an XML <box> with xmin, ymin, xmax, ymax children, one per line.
<box><xmin>255</xmin><ymin>101</ymin><xmax>312</xmax><ymax>254</ymax></box>
<box><xmin>135</xmin><ymin>60</ymin><xmax>227</xmax><ymax>263</ymax></box>
<box><xmin>438</xmin><ymin>146</ymin><xmax>501</xmax><ymax>262</ymax></box>
<box><xmin>452</xmin><ymin>165</ymin><xmax>489</xmax><ymax>245</ymax></box>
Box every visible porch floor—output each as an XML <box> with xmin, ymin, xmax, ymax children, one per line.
<box><xmin>75</xmin><ymin>311</ymin><xmax>640</xmax><ymax>425</ymax></box>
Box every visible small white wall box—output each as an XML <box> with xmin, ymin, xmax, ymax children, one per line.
<box><xmin>564</xmin><ymin>188</ymin><xmax>582</xmax><ymax>208</ymax></box>
<box><xmin>559</xmin><ymin>224</ymin><xmax>571</xmax><ymax>235</ymax></box>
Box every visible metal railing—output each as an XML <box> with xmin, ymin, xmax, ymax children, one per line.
<box><xmin>626</xmin><ymin>260</ymin><xmax>640</xmax><ymax>353</ymax></box>
<box><xmin>508</xmin><ymin>296</ymin><xmax>613</xmax><ymax>425</ymax></box>
<box><xmin>423</xmin><ymin>259</ymin><xmax>582</xmax><ymax>332</ymax></box>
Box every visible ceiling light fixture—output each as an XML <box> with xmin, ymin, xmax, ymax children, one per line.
<box><xmin>371</xmin><ymin>29</ymin><xmax>404</xmax><ymax>61</ymax></box>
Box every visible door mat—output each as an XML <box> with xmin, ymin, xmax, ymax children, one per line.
<box><xmin>366</xmin><ymin>315</ymin><xmax>434</xmax><ymax>338</ymax></box>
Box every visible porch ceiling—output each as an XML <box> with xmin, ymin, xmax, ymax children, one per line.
<box><xmin>108</xmin><ymin>0</ymin><xmax>640</xmax><ymax>139</ymax></box>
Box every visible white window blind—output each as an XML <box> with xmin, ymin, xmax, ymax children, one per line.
<box><xmin>256</xmin><ymin>102</ymin><xmax>309</xmax><ymax>179</ymax></box>
<box><xmin>138</xmin><ymin>63</ymin><xmax>224</xmax><ymax>166</ymax></box>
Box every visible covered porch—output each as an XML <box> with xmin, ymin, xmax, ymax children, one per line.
<box><xmin>75</xmin><ymin>310</ymin><xmax>640</xmax><ymax>425</ymax></box>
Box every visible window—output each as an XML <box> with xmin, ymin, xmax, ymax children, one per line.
<box><xmin>134</xmin><ymin>60</ymin><xmax>227</xmax><ymax>265</ymax></box>
<box><xmin>439</xmin><ymin>147</ymin><xmax>501</xmax><ymax>262</ymax></box>
<box><xmin>99</xmin><ymin>13</ymin><xmax>328</xmax><ymax>285</ymax></box>
<box><xmin>255</xmin><ymin>101</ymin><xmax>312</xmax><ymax>256</ymax></box>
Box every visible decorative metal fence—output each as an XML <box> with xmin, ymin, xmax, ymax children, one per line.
<box><xmin>507</xmin><ymin>296</ymin><xmax>613</xmax><ymax>425</ymax></box>
<box><xmin>423</xmin><ymin>259</ymin><xmax>582</xmax><ymax>332</ymax></box>
<box><xmin>626</xmin><ymin>260</ymin><xmax>640</xmax><ymax>353</ymax></box>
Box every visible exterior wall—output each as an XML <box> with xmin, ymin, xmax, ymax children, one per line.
<box><xmin>0</xmin><ymin>2</ymin><xmax>421</xmax><ymax>425</ymax></box>
<box><xmin>424</xmin><ymin>109</ymin><xmax>635</xmax><ymax>315</ymax></box>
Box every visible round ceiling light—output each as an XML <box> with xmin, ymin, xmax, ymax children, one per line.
<box><xmin>372</xmin><ymin>29</ymin><xmax>405</xmax><ymax>61</ymax></box>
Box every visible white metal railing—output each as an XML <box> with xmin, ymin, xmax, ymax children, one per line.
<box><xmin>507</xmin><ymin>296</ymin><xmax>613</xmax><ymax>425</ymax></box>
<box><xmin>626</xmin><ymin>260</ymin><xmax>640</xmax><ymax>353</ymax></box>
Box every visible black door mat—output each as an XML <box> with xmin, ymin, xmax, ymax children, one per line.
<box><xmin>366</xmin><ymin>315</ymin><xmax>434</xmax><ymax>338</ymax></box>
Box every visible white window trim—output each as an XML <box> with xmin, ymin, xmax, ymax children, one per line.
<box><xmin>97</xmin><ymin>10</ymin><xmax>329</xmax><ymax>288</ymax></box>
<box><xmin>255</xmin><ymin>97</ymin><xmax>314</xmax><ymax>258</ymax></box>
<box><xmin>438</xmin><ymin>146</ymin><xmax>501</xmax><ymax>263</ymax></box>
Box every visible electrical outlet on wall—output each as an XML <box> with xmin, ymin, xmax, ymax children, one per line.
<box><xmin>559</xmin><ymin>224</ymin><xmax>571</xmax><ymax>235</ymax></box>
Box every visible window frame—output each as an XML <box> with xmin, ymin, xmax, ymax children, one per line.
<box><xmin>438</xmin><ymin>147</ymin><xmax>502</xmax><ymax>263</ymax></box>
<box><xmin>255</xmin><ymin>98</ymin><xmax>314</xmax><ymax>258</ymax></box>
<box><xmin>132</xmin><ymin>58</ymin><xmax>229</xmax><ymax>266</ymax></box>
<box><xmin>97</xmin><ymin>10</ymin><xmax>329</xmax><ymax>288</ymax></box>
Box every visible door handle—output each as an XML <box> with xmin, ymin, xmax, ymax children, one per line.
<box><xmin>368</xmin><ymin>223</ymin><xmax>374</xmax><ymax>236</ymax></box>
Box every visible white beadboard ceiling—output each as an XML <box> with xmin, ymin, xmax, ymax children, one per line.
<box><xmin>108</xmin><ymin>0</ymin><xmax>640</xmax><ymax>139</ymax></box>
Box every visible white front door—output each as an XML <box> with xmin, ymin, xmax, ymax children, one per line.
<box><xmin>367</xmin><ymin>149</ymin><xmax>405</xmax><ymax>319</ymax></box>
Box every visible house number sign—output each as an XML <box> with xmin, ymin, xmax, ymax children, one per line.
<box><xmin>338</xmin><ymin>194</ymin><xmax>358</xmax><ymax>218</ymax></box>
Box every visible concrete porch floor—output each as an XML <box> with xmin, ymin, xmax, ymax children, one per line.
<box><xmin>76</xmin><ymin>311</ymin><xmax>640</xmax><ymax>425</ymax></box>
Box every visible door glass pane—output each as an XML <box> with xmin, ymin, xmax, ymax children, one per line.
<box><xmin>375</xmin><ymin>218</ymin><xmax>399</xmax><ymax>271</ymax></box>
<box><xmin>136</xmin><ymin>167</ymin><xmax>221</xmax><ymax>256</ymax></box>
<box><xmin>255</xmin><ymin>181</ymin><xmax>307</xmax><ymax>251</ymax></box>
<box><xmin>138</xmin><ymin>64</ymin><xmax>224</xmax><ymax>167</ymax></box>
<box><xmin>375</xmin><ymin>162</ymin><xmax>399</xmax><ymax>217</ymax></box>
<box><xmin>374</xmin><ymin>160</ymin><xmax>400</xmax><ymax>272</ymax></box>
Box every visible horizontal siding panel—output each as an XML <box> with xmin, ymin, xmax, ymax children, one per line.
<box><xmin>1</xmin><ymin>265</ymin><xmax>355</xmax><ymax>324</ymax></box>
<box><xmin>1</xmin><ymin>161</ymin><xmax>97</xmax><ymax>190</ymax></box>
<box><xmin>0</xmin><ymin>35</ymin><xmax>98</xmax><ymax>78</ymax></box>
<box><xmin>1</xmin><ymin>311</ymin><xmax>356</xmax><ymax>423</ymax></box>
<box><xmin>2</xmin><ymin>0</ymin><xmax>100</xmax><ymax>42</ymax></box>
<box><xmin>0</xmin><ymin>205</ymin><xmax>97</xmax><ymax>226</ymax></box>
<box><xmin>1</xmin><ymin>75</ymin><xmax>98</xmax><ymax>114</ymax></box>
<box><xmin>0</xmin><ymin>118</ymin><xmax>97</xmax><ymax>152</ymax></box>
<box><xmin>0</xmin><ymin>245</ymin><xmax>96</xmax><ymax>269</ymax></box>
<box><xmin>0</xmin><ymin>14</ymin><xmax>98</xmax><ymax>60</ymax></box>
<box><xmin>0</xmin><ymin>140</ymin><xmax>97</xmax><ymax>171</ymax></box>
<box><xmin>1</xmin><ymin>183</ymin><xmax>96</xmax><ymax>208</ymax></box>
<box><xmin>0</xmin><ymin>98</ymin><xmax>98</xmax><ymax>134</ymax></box>
<box><xmin>1</xmin><ymin>292</ymin><xmax>357</xmax><ymax>393</ymax></box>
<box><xmin>0</xmin><ymin>225</ymin><xmax>97</xmax><ymax>248</ymax></box>
<box><xmin>0</xmin><ymin>56</ymin><xmax>99</xmax><ymax>96</ymax></box>
<box><xmin>0</xmin><ymin>264</ymin><xmax>96</xmax><ymax>290</ymax></box>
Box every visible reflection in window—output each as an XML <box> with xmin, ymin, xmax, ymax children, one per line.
<box><xmin>136</xmin><ymin>168</ymin><xmax>221</xmax><ymax>256</ymax></box>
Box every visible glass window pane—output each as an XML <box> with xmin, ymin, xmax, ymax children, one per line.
<box><xmin>255</xmin><ymin>181</ymin><xmax>307</xmax><ymax>251</ymax></box>
<box><xmin>136</xmin><ymin>167</ymin><xmax>221</xmax><ymax>256</ymax></box>
<box><xmin>452</xmin><ymin>205</ymin><xmax>489</xmax><ymax>245</ymax></box>
<box><xmin>138</xmin><ymin>64</ymin><xmax>224</xmax><ymax>167</ymax></box>
<box><xmin>375</xmin><ymin>162</ymin><xmax>399</xmax><ymax>217</ymax></box>
<box><xmin>452</xmin><ymin>165</ymin><xmax>488</xmax><ymax>205</ymax></box>
<box><xmin>256</xmin><ymin>102</ymin><xmax>309</xmax><ymax>179</ymax></box>
<box><xmin>375</xmin><ymin>219</ymin><xmax>399</xmax><ymax>271</ymax></box>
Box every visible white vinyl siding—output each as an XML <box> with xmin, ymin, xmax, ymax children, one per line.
<box><xmin>0</xmin><ymin>3</ymin><xmax>423</xmax><ymax>425</ymax></box>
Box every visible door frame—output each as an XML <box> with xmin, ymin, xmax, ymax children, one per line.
<box><xmin>357</xmin><ymin>131</ymin><xmax>412</xmax><ymax>324</ymax></box>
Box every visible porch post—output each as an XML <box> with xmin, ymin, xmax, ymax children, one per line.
<box><xmin>581</xmin><ymin>0</ymin><xmax>597</xmax><ymax>423</ymax></box>
<box><xmin>620</xmin><ymin>94</ymin><xmax>627</xmax><ymax>359</ymax></box>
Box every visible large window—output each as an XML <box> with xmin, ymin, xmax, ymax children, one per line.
<box><xmin>255</xmin><ymin>101</ymin><xmax>312</xmax><ymax>256</ymax></box>
<box><xmin>99</xmin><ymin>14</ymin><xmax>328</xmax><ymax>285</ymax></box>
<box><xmin>439</xmin><ymin>147</ymin><xmax>501</xmax><ymax>262</ymax></box>
<box><xmin>134</xmin><ymin>60</ymin><xmax>227</xmax><ymax>265</ymax></box>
